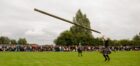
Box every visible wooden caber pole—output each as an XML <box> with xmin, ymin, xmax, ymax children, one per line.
<box><xmin>34</xmin><ymin>8</ymin><xmax>101</xmax><ymax>34</ymax></box>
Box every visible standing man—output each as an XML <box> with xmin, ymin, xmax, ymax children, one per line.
<box><xmin>101</xmin><ymin>36</ymin><xmax>111</xmax><ymax>61</ymax></box>
<box><xmin>77</xmin><ymin>43</ymin><xmax>83</xmax><ymax>56</ymax></box>
<box><xmin>102</xmin><ymin>47</ymin><xmax>111</xmax><ymax>61</ymax></box>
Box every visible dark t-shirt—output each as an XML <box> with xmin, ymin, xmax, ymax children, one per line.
<box><xmin>102</xmin><ymin>48</ymin><xmax>111</xmax><ymax>55</ymax></box>
<box><xmin>78</xmin><ymin>47</ymin><xmax>82</xmax><ymax>53</ymax></box>
<box><xmin>105</xmin><ymin>40</ymin><xmax>109</xmax><ymax>48</ymax></box>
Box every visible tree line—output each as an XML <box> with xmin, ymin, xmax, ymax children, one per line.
<box><xmin>0</xmin><ymin>36</ymin><xmax>27</xmax><ymax>44</ymax></box>
<box><xmin>54</xmin><ymin>32</ymin><xmax>140</xmax><ymax>46</ymax></box>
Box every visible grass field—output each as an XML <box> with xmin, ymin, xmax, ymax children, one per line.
<box><xmin>0</xmin><ymin>51</ymin><xmax>140</xmax><ymax>66</ymax></box>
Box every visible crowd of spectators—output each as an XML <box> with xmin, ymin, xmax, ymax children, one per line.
<box><xmin>0</xmin><ymin>44</ymin><xmax>140</xmax><ymax>52</ymax></box>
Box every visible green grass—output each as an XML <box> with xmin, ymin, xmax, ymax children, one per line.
<box><xmin>0</xmin><ymin>51</ymin><xmax>140</xmax><ymax>66</ymax></box>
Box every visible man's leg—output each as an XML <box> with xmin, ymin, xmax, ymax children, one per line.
<box><xmin>80</xmin><ymin>52</ymin><xmax>83</xmax><ymax>56</ymax></box>
<box><xmin>78</xmin><ymin>52</ymin><xmax>80</xmax><ymax>56</ymax></box>
<box><xmin>103</xmin><ymin>55</ymin><xmax>107</xmax><ymax>61</ymax></box>
<box><xmin>106</xmin><ymin>55</ymin><xmax>110</xmax><ymax>61</ymax></box>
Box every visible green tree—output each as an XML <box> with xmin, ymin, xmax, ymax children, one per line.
<box><xmin>0</xmin><ymin>36</ymin><xmax>10</xmax><ymax>44</ymax></box>
<box><xmin>132</xmin><ymin>33</ymin><xmax>140</xmax><ymax>46</ymax></box>
<box><xmin>92</xmin><ymin>37</ymin><xmax>103</xmax><ymax>46</ymax></box>
<box><xmin>18</xmin><ymin>38</ymin><xmax>27</xmax><ymax>44</ymax></box>
<box><xmin>70</xmin><ymin>10</ymin><xmax>93</xmax><ymax>36</ymax></box>
<box><xmin>10</xmin><ymin>39</ymin><xmax>17</xmax><ymax>44</ymax></box>
<box><xmin>111</xmin><ymin>40</ymin><xmax>119</xmax><ymax>46</ymax></box>
<box><xmin>133</xmin><ymin>33</ymin><xmax>140</xmax><ymax>41</ymax></box>
<box><xmin>118</xmin><ymin>39</ymin><xmax>131</xmax><ymax>46</ymax></box>
<box><xmin>54</xmin><ymin>9</ymin><xmax>94</xmax><ymax>46</ymax></box>
<box><xmin>54</xmin><ymin>30</ymin><xmax>74</xmax><ymax>46</ymax></box>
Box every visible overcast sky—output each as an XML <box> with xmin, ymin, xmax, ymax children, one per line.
<box><xmin>0</xmin><ymin>0</ymin><xmax>140</xmax><ymax>45</ymax></box>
